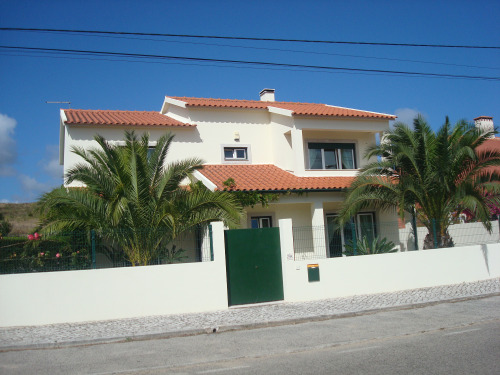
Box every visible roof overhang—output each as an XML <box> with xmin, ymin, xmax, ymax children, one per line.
<box><xmin>161</xmin><ymin>96</ymin><xmax>188</xmax><ymax>114</ymax></box>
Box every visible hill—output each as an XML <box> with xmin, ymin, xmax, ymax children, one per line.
<box><xmin>0</xmin><ymin>203</ymin><xmax>40</xmax><ymax>236</ymax></box>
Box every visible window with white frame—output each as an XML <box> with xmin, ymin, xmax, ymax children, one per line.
<box><xmin>326</xmin><ymin>213</ymin><xmax>376</xmax><ymax>257</ymax></box>
<box><xmin>250</xmin><ymin>216</ymin><xmax>272</xmax><ymax>229</ymax></box>
<box><xmin>308</xmin><ymin>143</ymin><xmax>356</xmax><ymax>170</ymax></box>
<box><xmin>224</xmin><ymin>147</ymin><xmax>248</xmax><ymax>161</ymax></box>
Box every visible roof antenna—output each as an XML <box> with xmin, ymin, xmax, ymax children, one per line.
<box><xmin>46</xmin><ymin>101</ymin><xmax>71</xmax><ymax>108</ymax></box>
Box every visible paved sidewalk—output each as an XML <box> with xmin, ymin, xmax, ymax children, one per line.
<box><xmin>1</xmin><ymin>278</ymin><xmax>499</xmax><ymax>350</ymax></box>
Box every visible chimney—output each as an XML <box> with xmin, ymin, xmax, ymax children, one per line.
<box><xmin>259</xmin><ymin>88</ymin><xmax>275</xmax><ymax>102</ymax></box>
<box><xmin>474</xmin><ymin>116</ymin><xmax>495</xmax><ymax>138</ymax></box>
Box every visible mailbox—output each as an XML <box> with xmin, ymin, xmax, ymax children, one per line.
<box><xmin>307</xmin><ymin>263</ymin><xmax>320</xmax><ymax>282</ymax></box>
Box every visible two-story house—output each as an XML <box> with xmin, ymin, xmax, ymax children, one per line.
<box><xmin>59</xmin><ymin>89</ymin><xmax>398</xmax><ymax>259</ymax></box>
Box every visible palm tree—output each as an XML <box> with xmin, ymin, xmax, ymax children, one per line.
<box><xmin>38</xmin><ymin>131</ymin><xmax>242</xmax><ymax>265</ymax></box>
<box><xmin>337</xmin><ymin>115</ymin><xmax>500</xmax><ymax>249</ymax></box>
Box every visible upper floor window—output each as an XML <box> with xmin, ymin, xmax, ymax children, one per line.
<box><xmin>308</xmin><ymin>143</ymin><xmax>356</xmax><ymax>170</ymax></box>
<box><xmin>224</xmin><ymin>147</ymin><xmax>248</xmax><ymax>161</ymax></box>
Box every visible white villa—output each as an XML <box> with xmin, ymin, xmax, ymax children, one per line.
<box><xmin>59</xmin><ymin>89</ymin><xmax>400</xmax><ymax>259</ymax></box>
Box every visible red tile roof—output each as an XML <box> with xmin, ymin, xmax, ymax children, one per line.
<box><xmin>64</xmin><ymin>109</ymin><xmax>195</xmax><ymax>127</ymax></box>
<box><xmin>478</xmin><ymin>137</ymin><xmax>500</xmax><ymax>152</ymax></box>
<box><xmin>168</xmin><ymin>96</ymin><xmax>396</xmax><ymax>120</ymax></box>
<box><xmin>198</xmin><ymin>164</ymin><xmax>354</xmax><ymax>191</ymax></box>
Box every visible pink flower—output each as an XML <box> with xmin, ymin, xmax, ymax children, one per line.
<box><xmin>28</xmin><ymin>234</ymin><xmax>34</xmax><ymax>240</ymax></box>
<box><xmin>55</xmin><ymin>253</ymin><xmax>61</xmax><ymax>258</ymax></box>
<box><xmin>34</xmin><ymin>232</ymin><xmax>40</xmax><ymax>240</ymax></box>
<box><xmin>40</xmin><ymin>252</ymin><xmax>44</xmax><ymax>256</ymax></box>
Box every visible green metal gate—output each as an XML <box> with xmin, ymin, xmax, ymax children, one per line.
<box><xmin>224</xmin><ymin>227</ymin><xmax>284</xmax><ymax>306</ymax></box>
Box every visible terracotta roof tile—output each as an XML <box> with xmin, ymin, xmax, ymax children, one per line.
<box><xmin>198</xmin><ymin>164</ymin><xmax>354</xmax><ymax>191</ymax></box>
<box><xmin>477</xmin><ymin>138</ymin><xmax>500</xmax><ymax>175</ymax></box>
<box><xmin>169</xmin><ymin>96</ymin><xmax>395</xmax><ymax>120</ymax></box>
<box><xmin>64</xmin><ymin>109</ymin><xmax>195</xmax><ymax>127</ymax></box>
<box><xmin>478</xmin><ymin>137</ymin><xmax>500</xmax><ymax>152</ymax></box>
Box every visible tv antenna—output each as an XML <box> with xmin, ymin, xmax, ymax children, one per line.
<box><xmin>46</xmin><ymin>101</ymin><xmax>71</xmax><ymax>108</ymax></box>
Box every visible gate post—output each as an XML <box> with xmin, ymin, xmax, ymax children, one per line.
<box><xmin>279</xmin><ymin>218</ymin><xmax>293</xmax><ymax>302</ymax></box>
<box><xmin>209</xmin><ymin>221</ymin><xmax>229</xmax><ymax>309</ymax></box>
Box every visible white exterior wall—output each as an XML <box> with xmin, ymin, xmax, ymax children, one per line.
<box><xmin>279</xmin><ymin>219</ymin><xmax>500</xmax><ymax>302</ymax></box>
<box><xmin>269</xmin><ymin>113</ymin><xmax>294</xmax><ymax>171</ymax></box>
<box><xmin>0</xmin><ymin>222</ymin><xmax>227</xmax><ymax>327</ymax></box>
<box><xmin>2</xmin><ymin>218</ymin><xmax>497</xmax><ymax>327</ymax></box>
<box><xmin>61</xmin><ymin>105</ymin><xmax>390</xmax><ymax>185</ymax></box>
<box><xmin>187</xmin><ymin>108</ymin><xmax>273</xmax><ymax>164</ymax></box>
<box><xmin>63</xmin><ymin>124</ymin><xmax>197</xmax><ymax>186</ymax></box>
<box><xmin>283</xmin><ymin>244</ymin><xmax>500</xmax><ymax>302</ymax></box>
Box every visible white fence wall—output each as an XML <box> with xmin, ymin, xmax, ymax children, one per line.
<box><xmin>279</xmin><ymin>218</ymin><xmax>500</xmax><ymax>303</ymax></box>
<box><xmin>1</xmin><ymin>220</ymin><xmax>499</xmax><ymax>328</ymax></box>
<box><xmin>0</xmin><ymin>222</ymin><xmax>228</xmax><ymax>327</ymax></box>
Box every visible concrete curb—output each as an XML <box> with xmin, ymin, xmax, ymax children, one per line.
<box><xmin>2</xmin><ymin>291</ymin><xmax>499</xmax><ymax>352</ymax></box>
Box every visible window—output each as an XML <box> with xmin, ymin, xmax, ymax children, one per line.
<box><xmin>147</xmin><ymin>146</ymin><xmax>155</xmax><ymax>159</ymax></box>
<box><xmin>224</xmin><ymin>147</ymin><xmax>248</xmax><ymax>161</ymax></box>
<box><xmin>251</xmin><ymin>216</ymin><xmax>272</xmax><ymax>228</ymax></box>
<box><xmin>326</xmin><ymin>213</ymin><xmax>376</xmax><ymax>257</ymax></box>
<box><xmin>308</xmin><ymin>143</ymin><xmax>356</xmax><ymax>170</ymax></box>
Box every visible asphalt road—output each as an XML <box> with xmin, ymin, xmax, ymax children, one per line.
<box><xmin>1</xmin><ymin>296</ymin><xmax>499</xmax><ymax>375</ymax></box>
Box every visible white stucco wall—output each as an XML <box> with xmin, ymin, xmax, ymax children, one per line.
<box><xmin>61</xmin><ymin>104</ymin><xmax>391</xmax><ymax>186</ymax></box>
<box><xmin>0</xmin><ymin>222</ymin><xmax>227</xmax><ymax>327</ymax></box>
<box><xmin>279</xmin><ymin>219</ymin><xmax>500</xmax><ymax>302</ymax></box>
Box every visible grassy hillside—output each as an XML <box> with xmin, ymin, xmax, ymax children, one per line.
<box><xmin>0</xmin><ymin>203</ymin><xmax>40</xmax><ymax>236</ymax></box>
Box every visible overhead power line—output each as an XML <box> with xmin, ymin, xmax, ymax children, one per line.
<box><xmin>19</xmin><ymin>29</ymin><xmax>500</xmax><ymax>71</ymax></box>
<box><xmin>1</xmin><ymin>45</ymin><xmax>498</xmax><ymax>81</ymax></box>
<box><xmin>1</xmin><ymin>27</ymin><xmax>500</xmax><ymax>49</ymax></box>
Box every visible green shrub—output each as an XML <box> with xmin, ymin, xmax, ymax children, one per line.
<box><xmin>344</xmin><ymin>236</ymin><xmax>397</xmax><ymax>256</ymax></box>
<box><xmin>0</xmin><ymin>232</ymin><xmax>91</xmax><ymax>273</ymax></box>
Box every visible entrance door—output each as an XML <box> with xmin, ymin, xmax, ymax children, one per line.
<box><xmin>224</xmin><ymin>227</ymin><xmax>284</xmax><ymax>306</ymax></box>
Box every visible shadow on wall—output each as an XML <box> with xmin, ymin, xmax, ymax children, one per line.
<box><xmin>481</xmin><ymin>243</ymin><xmax>490</xmax><ymax>276</ymax></box>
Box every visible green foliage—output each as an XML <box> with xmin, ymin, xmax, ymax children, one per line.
<box><xmin>38</xmin><ymin>131</ymin><xmax>242</xmax><ymax>266</ymax></box>
<box><xmin>344</xmin><ymin>236</ymin><xmax>397</xmax><ymax>256</ymax></box>
<box><xmin>0</xmin><ymin>219</ymin><xmax>13</xmax><ymax>237</ymax></box>
<box><xmin>222</xmin><ymin>178</ymin><xmax>281</xmax><ymax>208</ymax></box>
<box><xmin>338</xmin><ymin>116</ymin><xmax>500</xmax><ymax>249</ymax></box>
<box><xmin>0</xmin><ymin>232</ymin><xmax>91</xmax><ymax>273</ymax></box>
<box><xmin>157</xmin><ymin>244</ymin><xmax>187</xmax><ymax>264</ymax></box>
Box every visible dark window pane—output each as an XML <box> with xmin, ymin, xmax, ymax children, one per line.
<box><xmin>324</xmin><ymin>150</ymin><xmax>338</xmax><ymax>169</ymax></box>
<box><xmin>235</xmin><ymin>149</ymin><xmax>246</xmax><ymax>159</ymax></box>
<box><xmin>327</xmin><ymin>216</ymin><xmax>343</xmax><ymax>257</ymax></box>
<box><xmin>251</xmin><ymin>219</ymin><xmax>259</xmax><ymax>229</ymax></box>
<box><xmin>147</xmin><ymin>147</ymin><xmax>155</xmax><ymax>159</ymax></box>
<box><xmin>309</xmin><ymin>149</ymin><xmax>323</xmax><ymax>169</ymax></box>
<box><xmin>224</xmin><ymin>149</ymin><xmax>234</xmax><ymax>159</ymax></box>
<box><xmin>260</xmin><ymin>217</ymin><xmax>271</xmax><ymax>227</ymax></box>
<box><xmin>341</xmin><ymin>149</ymin><xmax>355</xmax><ymax>169</ymax></box>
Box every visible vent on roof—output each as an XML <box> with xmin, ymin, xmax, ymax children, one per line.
<box><xmin>259</xmin><ymin>88</ymin><xmax>275</xmax><ymax>102</ymax></box>
<box><xmin>474</xmin><ymin>116</ymin><xmax>495</xmax><ymax>138</ymax></box>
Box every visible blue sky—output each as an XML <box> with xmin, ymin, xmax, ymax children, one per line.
<box><xmin>0</xmin><ymin>0</ymin><xmax>499</xmax><ymax>202</ymax></box>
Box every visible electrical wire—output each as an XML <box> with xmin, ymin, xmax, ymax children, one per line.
<box><xmin>1</xmin><ymin>27</ymin><xmax>499</xmax><ymax>49</ymax></box>
<box><xmin>28</xmin><ymin>30</ymin><xmax>500</xmax><ymax>71</ymax></box>
<box><xmin>1</xmin><ymin>45</ymin><xmax>498</xmax><ymax>81</ymax></box>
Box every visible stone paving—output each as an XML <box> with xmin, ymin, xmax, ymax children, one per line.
<box><xmin>1</xmin><ymin>278</ymin><xmax>499</xmax><ymax>350</ymax></box>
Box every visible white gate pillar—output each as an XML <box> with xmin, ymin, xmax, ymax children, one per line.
<box><xmin>311</xmin><ymin>201</ymin><xmax>327</xmax><ymax>258</ymax></box>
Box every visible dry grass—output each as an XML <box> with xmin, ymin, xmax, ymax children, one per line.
<box><xmin>0</xmin><ymin>203</ymin><xmax>40</xmax><ymax>235</ymax></box>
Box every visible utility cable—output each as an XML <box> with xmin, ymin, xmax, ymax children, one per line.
<box><xmin>1</xmin><ymin>27</ymin><xmax>499</xmax><ymax>49</ymax></box>
<box><xmin>30</xmin><ymin>30</ymin><xmax>500</xmax><ymax>71</ymax></box>
<box><xmin>1</xmin><ymin>45</ymin><xmax>498</xmax><ymax>81</ymax></box>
